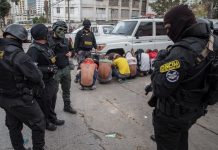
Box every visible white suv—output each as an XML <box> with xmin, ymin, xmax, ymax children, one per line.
<box><xmin>96</xmin><ymin>18</ymin><xmax>173</xmax><ymax>55</ymax></box>
<box><xmin>66</xmin><ymin>25</ymin><xmax>114</xmax><ymax>46</ymax></box>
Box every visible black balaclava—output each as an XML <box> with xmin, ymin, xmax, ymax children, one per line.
<box><xmin>164</xmin><ymin>4</ymin><xmax>197</xmax><ymax>42</ymax></box>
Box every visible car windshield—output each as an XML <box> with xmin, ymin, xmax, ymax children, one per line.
<box><xmin>112</xmin><ymin>21</ymin><xmax>137</xmax><ymax>36</ymax></box>
<box><xmin>103</xmin><ymin>26</ymin><xmax>114</xmax><ymax>34</ymax></box>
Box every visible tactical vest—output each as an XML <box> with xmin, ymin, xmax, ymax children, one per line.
<box><xmin>79</xmin><ymin>31</ymin><xmax>93</xmax><ymax>49</ymax></box>
<box><xmin>29</xmin><ymin>43</ymin><xmax>56</xmax><ymax>65</ymax></box>
<box><xmin>0</xmin><ymin>45</ymin><xmax>25</xmax><ymax>96</ymax></box>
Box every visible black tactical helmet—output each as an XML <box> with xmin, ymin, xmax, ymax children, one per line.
<box><xmin>3</xmin><ymin>24</ymin><xmax>28</xmax><ymax>41</ymax></box>
<box><xmin>52</xmin><ymin>21</ymin><xmax>68</xmax><ymax>31</ymax></box>
<box><xmin>31</xmin><ymin>24</ymin><xmax>48</xmax><ymax>40</ymax></box>
<box><xmin>83</xmin><ymin>19</ymin><xmax>91</xmax><ymax>26</ymax></box>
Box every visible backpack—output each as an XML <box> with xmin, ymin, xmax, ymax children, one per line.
<box><xmin>173</xmin><ymin>35</ymin><xmax>218</xmax><ymax>106</ymax></box>
<box><xmin>135</xmin><ymin>49</ymin><xmax>145</xmax><ymax>69</ymax></box>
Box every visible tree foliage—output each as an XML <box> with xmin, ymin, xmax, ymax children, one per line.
<box><xmin>33</xmin><ymin>16</ymin><xmax>47</xmax><ymax>24</ymax></box>
<box><xmin>191</xmin><ymin>3</ymin><xmax>207</xmax><ymax>18</ymax></box>
<box><xmin>0</xmin><ymin>0</ymin><xmax>11</xmax><ymax>26</ymax></box>
<box><xmin>149</xmin><ymin>0</ymin><xmax>187</xmax><ymax>16</ymax></box>
<box><xmin>201</xmin><ymin>0</ymin><xmax>218</xmax><ymax>18</ymax></box>
<box><xmin>191</xmin><ymin>0</ymin><xmax>218</xmax><ymax>18</ymax></box>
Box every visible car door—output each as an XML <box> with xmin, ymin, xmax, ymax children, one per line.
<box><xmin>132</xmin><ymin>21</ymin><xmax>155</xmax><ymax>51</ymax></box>
<box><xmin>154</xmin><ymin>21</ymin><xmax>172</xmax><ymax>50</ymax></box>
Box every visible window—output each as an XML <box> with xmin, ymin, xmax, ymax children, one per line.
<box><xmin>103</xmin><ymin>26</ymin><xmax>114</xmax><ymax>34</ymax></box>
<box><xmin>122</xmin><ymin>0</ymin><xmax>129</xmax><ymax>7</ymax></box>
<box><xmin>91</xmin><ymin>27</ymin><xmax>98</xmax><ymax>34</ymax></box>
<box><xmin>57</xmin><ymin>7</ymin><xmax>60</xmax><ymax>13</ymax></box>
<box><xmin>136</xmin><ymin>22</ymin><xmax>152</xmax><ymax>36</ymax></box>
<box><xmin>132</xmin><ymin>10</ymin><xmax>139</xmax><ymax>17</ymax></box>
<box><xmin>112</xmin><ymin>21</ymin><xmax>137</xmax><ymax>36</ymax></box>
<box><xmin>109</xmin><ymin>0</ymin><xmax>118</xmax><ymax>6</ymax></box>
<box><xmin>121</xmin><ymin>9</ymin><xmax>129</xmax><ymax>19</ymax></box>
<box><xmin>156</xmin><ymin>22</ymin><xmax>166</xmax><ymax>36</ymax></box>
<box><xmin>111</xmin><ymin>9</ymin><xmax>118</xmax><ymax>19</ymax></box>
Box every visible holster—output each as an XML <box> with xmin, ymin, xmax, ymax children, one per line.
<box><xmin>148</xmin><ymin>94</ymin><xmax>157</xmax><ymax>107</ymax></box>
<box><xmin>22</xmin><ymin>88</ymin><xmax>33</xmax><ymax>101</ymax></box>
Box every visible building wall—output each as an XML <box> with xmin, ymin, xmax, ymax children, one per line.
<box><xmin>36</xmin><ymin>0</ymin><xmax>45</xmax><ymax>15</ymax></box>
<box><xmin>51</xmin><ymin>0</ymin><xmax>142</xmax><ymax>24</ymax></box>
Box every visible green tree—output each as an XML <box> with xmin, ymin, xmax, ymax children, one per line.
<box><xmin>0</xmin><ymin>0</ymin><xmax>11</xmax><ymax>26</ymax></box>
<box><xmin>32</xmin><ymin>16</ymin><xmax>47</xmax><ymax>24</ymax></box>
<box><xmin>191</xmin><ymin>3</ymin><xmax>207</xmax><ymax>18</ymax></box>
<box><xmin>32</xmin><ymin>17</ymin><xmax>39</xmax><ymax>24</ymax></box>
<box><xmin>201</xmin><ymin>0</ymin><xmax>218</xmax><ymax>18</ymax></box>
<box><xmin>149</xmin><ymin>0</ymin><xmax>187</xmax><ymax>16</ymax></box>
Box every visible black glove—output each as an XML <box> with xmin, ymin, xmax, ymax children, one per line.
<box><xmin>48</xmin><ymin>65</ymin><xmax>58</xmax><ymax>73</ymax></box>
<box><xmin>145</xmin><ymin>84</ymin><xmax>152</xmax><ymax>95</ymax></box>
<box><xmin>156</xmin><ymin>49</ymin><xmax>169</xmax><ymax>60</ymax></box>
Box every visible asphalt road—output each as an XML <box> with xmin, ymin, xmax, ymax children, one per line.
<box><xmin>0</xmin><ymin>43</ymin><xmax>217</xmax><ymax>150</ymax></box>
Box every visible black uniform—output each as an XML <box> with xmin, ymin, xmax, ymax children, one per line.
<box><xmin>0</xmin><ymin>38</ymin><xmax>45</xmax><ymax>150</ymax></box>
<box><xmin>151</xmin><ymin>23</ymin><xmax>218</xmax><ymax>150</ymax></box>
<box><xmin>74</xmin><ymin>28</ymin><xmax>97</xmax><ymax>63</ymax></box>
<box><xmin>27</xmin><ymin>42</ymin><xmax>58</xmax><ymax>127</ymax></box>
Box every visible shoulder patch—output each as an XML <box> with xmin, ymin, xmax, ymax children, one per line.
<box><xmin>160</xmin><ymin>60</ymin><xmax>180</xmax><ymax>73</ymax></box>
<box><xmin>166</xmin><ymin>70</ymin><xmax>179</xmax><ymax>82</ymax></box>
<box><xmin>0</xmin><ymin>50</ymin><xmax>4</xmax><ymax>59</ymax></box>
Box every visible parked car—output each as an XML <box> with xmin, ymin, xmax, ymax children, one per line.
<box><xmin>96</xmin><ymin>18</ymin><xmax>173</xmax><ymax>55</ymax></box>
<box><xmin>65</xmin><ymin>24</ymin><xmax>114</xmax><ymax>47</ymax></box>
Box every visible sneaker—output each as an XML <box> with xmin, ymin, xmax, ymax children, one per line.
<box><xmin>46</xmin><ymin>123</ymin><xmax>57</xmax><ymax>131</ymax></box>
<box><xmin>90</xmin><ymin>85</ymin><xmax>96</xmax><ymax>90</ymax></box>
<box><xmin>118</xmin><ymin>79</ymin><xmax>124</xmax><ymax>83</ymax></box>
<box><xmin>51</xmin><ymin>119</ymin><xmax>65</xmax><ymax>126</ymax></box>
<box><xmin>74</xmin><ymin>78</ymin><xmax>78</xmax><ymax>83</ymax></box>
<box><xmin>64</xmin><ymin>106</ymin><xmax>77</xmax><ymax>114</ymax></box>
<box><xmin>79</xmin><ymin>86</ymin><xmax>85</xmax><ymax>90</ymax></box>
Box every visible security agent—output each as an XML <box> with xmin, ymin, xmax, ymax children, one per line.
<box><xmin>74</xmin><ymin>19</ymin><xmax>97</xmax><ymax>65</ymax></box>
<box><xmin>48</xmin><ymin>21</ymin><xmax>77</xmax><ymax>114</ymax></box>
<box><xmin>27</xmin><ymin>24</ymin><xmax>65</xmax><ymax>131</ymax></box>
<box><xmin>150</xmin><ymin>5</ymin><xmax>218</xmax><ymax>150</ymax></box>
<box><xmin>0</xmin><ymin>24</ymin><xmax>46</xmax><ymax>150</ymax></box>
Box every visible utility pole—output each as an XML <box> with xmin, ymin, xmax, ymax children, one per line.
<box><xmin>67</xmin><ymin>0</ymin><xmax>70</xmax><ymax>30</ymax></box>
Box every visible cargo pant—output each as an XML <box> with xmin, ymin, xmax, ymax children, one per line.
<box><xmin>54</xmin><ymin>66</ymin><xmax>72</xmax><ymax>107</ymax></box>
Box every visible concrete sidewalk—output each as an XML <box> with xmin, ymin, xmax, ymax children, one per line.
<box><xmin>0</xmin><ymin>71</ymin><xmax>217</xmax><ymax>150</ymax></box>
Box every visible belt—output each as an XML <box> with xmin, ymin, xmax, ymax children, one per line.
<box><xmin>156</xmin><ymin>99</ymin><xmax>203</xmax><ymax>118</ymax></box>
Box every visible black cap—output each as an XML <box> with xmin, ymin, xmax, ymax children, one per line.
<box><xmin>83</xmin><ymin>19</ymin><xmax>91</xmax><ymax>26</ymax></box>
<box><xmin>31</xmin><ymin>24</ymin><xmax>48</xmax><ymax>40</ymax></box>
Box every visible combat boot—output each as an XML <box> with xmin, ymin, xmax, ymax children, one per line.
<box><xmin>64</xmin><ymin>105</ymin><xmax>77</xmax><ymax>114</ymax></box>
<box><xmin>46</xmin><ymin>122</ymin><xmax>57</xmax><ymax>131</ymax></box>
<box><xmin>51</xmin><ymin>119</ymin><xmax>65</xmax><ymax>126</ymax></box>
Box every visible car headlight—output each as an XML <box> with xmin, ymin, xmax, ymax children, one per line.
<box><xmin>97</xmin><ymin>44</ymin><xmax>106</xmax><ymax>51</ymax></box>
